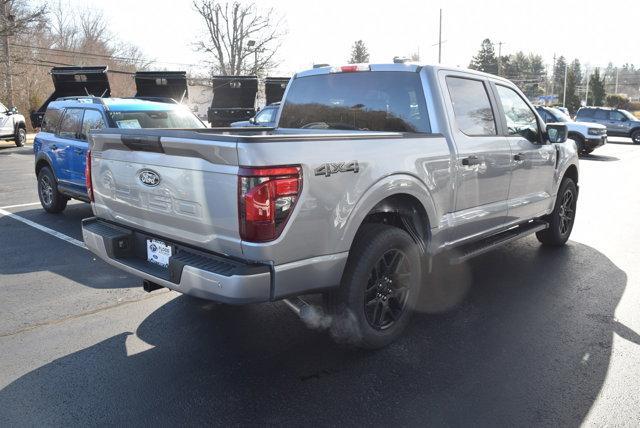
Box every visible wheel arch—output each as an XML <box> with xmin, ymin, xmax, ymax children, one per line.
<box><xmin>14</xmin><ymin>120</ymin><xmax>26</xmax><ymax>131</ymax></box>
<box><xmin>35</xmin><ymin>154</ymin><xmax>53</xmax><ymax>177</ymax></box>
<box><xmin>568</xmin><ymin>131</ymin><xmax>584</xmax><ymax>141</ymax></box>
<box><xmin>360</xmin><ymin>193</ymin><xmax>431</xmax><ymax>254</ymax></box>
<box><xmin>341</xmin><ymin>174</ymin><xmax>437</xmax><ymax>256</ymax></box>
<box><xmin>563</xmin><ymin>163</ymin><xmax>578</xmax><ymax>184</ymax></box>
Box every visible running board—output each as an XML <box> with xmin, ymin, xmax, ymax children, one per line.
<box><xmin>450</xmin><ymin>220</ymin><xmax>549</xmax><ymax>264</ymax></box>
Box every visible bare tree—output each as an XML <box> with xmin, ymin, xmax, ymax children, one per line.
<box><xmin>0</xmin><ymin>0</ymin><xmax>46</xmax><ymax>37</ymax></box>
<box><xmin>1</xmin><ymin>0</ymin><xmax>47</xmax><ymax>105</ymax></box>
<box><xmin>193</xmin><ymin>0</ymin><xmax>285</xmax><ymax>76</ymax></box>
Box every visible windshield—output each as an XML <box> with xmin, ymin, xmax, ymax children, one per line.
<box><xmin>548</xmin><ymin>108</ymin><xmax>572</xmax><ymax>123</ymax></box>
<box><xmin>279</xmin><ymin>71</ymin><xmax>431</xmax><ymax>133</ymax></box>
<box><xmin>108</xmin><ymin>108</ymin><xmax>205</xmax><ymax>129</ymax></box>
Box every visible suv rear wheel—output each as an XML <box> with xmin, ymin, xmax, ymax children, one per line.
<box><xmin>37</xmin><ymin>166</ymin><xmax>68</xmax><ymax>213</ymax></box>
<box><xmin>324</xmin><ymin>223</ymin><xmax>421</xmax><ymax>349</ymax></box>
<box><xmin>14</xmin><ymin>127</ymin><xmax>26</xmax><ymax>147</ymax></box>
<box><xmin>536</xmin><ymin>177</ymin><xmax>577</xmax><ymax>246</ymax></box>
<box><xmin>631</xmin><ymin>129</ymin><xmax>640</xmax><ymax>144</ymax></box>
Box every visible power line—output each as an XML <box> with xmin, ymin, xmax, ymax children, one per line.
<box><xmin>14</xmin><ymin>58</ymin><xmax>134</xmax><ymax>75</ymax></box>
<box><xmin>10</xmin><ymin>41</ymin><xmax>210</xmax><ymax>69</ymax></box>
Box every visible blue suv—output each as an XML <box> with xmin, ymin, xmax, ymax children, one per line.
<box><xmin>576</xmin><ymin>107</ymin><xmax>640</xmax><ymax>144</ymax></box>
<box><xmin>34</xmin><ymin>97</ymin><xmax>205</xmax><ymax>213</ymax></box>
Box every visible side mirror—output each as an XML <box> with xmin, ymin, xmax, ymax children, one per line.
<box><xmin>546</xmin><ymin>123</ymin><xmax>568</xmax><ymax>144</ymax></box>
<box><xmin>249</xmin><ymin>117</ymin><xmax>256</xmax><ymax>124</ymax></box>
<box><xmin>619</xmin><ymin>116</ymin><xmax>628</xmax><ymax>122</ymax></box>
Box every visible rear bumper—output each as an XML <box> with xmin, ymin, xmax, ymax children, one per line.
<box><xmin>82</xmin><ymin>218</ymin><xmax>349</xmax><ymax>303</ymax></box>
<box><xmin>82</xmin><ymin>218</ymin><xmax>272</xmax><ymax>304</ymax></box>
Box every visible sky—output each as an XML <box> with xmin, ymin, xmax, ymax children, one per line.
<box><xmin>66</xmin><ymin>0</ymin><xmax>639</xmax><ymax>76</ymax></box>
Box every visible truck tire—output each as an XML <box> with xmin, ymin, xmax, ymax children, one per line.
<box><xmin>536</xmin><ymin>177</ymin><xmax>577</xmax><ymax>246</ymax></box>
<box><xmin>14</xmin><ymin>126</ymin><xmax>26</xmax><ymax>147</ymax></box>
<box><xmin>631</xmin><ymin>129</ymin><xmax>640</xmax><ymax>144</ymax></box>
<box><xmin>324</xmin><ymin>223</ymin><xmax>421</xmax><ymax>349</ymax></box>
<box><xmin>37</xmin><ymin>166</ymin><xmax>68</xmax><ymax>213</ymax></box>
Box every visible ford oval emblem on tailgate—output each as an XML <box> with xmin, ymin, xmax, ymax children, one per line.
<box><xmin>139</xmin><ymin>169</ymin><xmax>161</xmax><ymax>187</ymax></box>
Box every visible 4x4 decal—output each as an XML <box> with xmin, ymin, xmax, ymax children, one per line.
<box><xmin>314</xmin><ymin>161</ymin><xmax>360</xmax><ymax>177</ymax></box>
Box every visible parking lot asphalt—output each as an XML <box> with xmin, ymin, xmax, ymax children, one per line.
<box><xmin>1</xmin><ymin>138</ymin><xmax>639</xmax><ymax>426</ymax></box>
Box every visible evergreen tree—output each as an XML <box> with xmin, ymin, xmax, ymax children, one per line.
<box><xmin>469</xmin><ymin>39</ymin><xmax>498</xmax><ymax>74</ymax></box>
<box><xmin>571</xmin><ymin>59</ymin><xmax>583</xmax><ymax>87</ymax></box>
<box><xmin>589</xmin><ymin>68</ymin><xmax>606</xmax><ymax>106</ymax></box>
<box><xmin>552</xmin><ymin>55</ymin><xmax>567</xmax><ymax>97</ymax></box>
<box><xmin>348</xmin><ymin>40</ymin><xmax>370</xmax><ymax>64</ymax></box>
<box><xmin>565</xmin><ymin>67</ymin><xmax>582</xmax><ymax>114</ymax></box>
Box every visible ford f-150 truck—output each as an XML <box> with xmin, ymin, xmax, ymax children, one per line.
<box><xmin>82</xmin><ymin>63</ymin><xmax>577</xmax><ymax>348</ymax></box>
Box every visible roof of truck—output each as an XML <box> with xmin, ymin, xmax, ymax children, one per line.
<box><xmin>294</xmin><ymin>63</ymin><xmax>513</xmax><ymax>85</ymax></box>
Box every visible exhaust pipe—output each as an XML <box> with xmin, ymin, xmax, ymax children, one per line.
<box><xmin>282</xmin><ymin>297</ymin><xmax>309</xmax><ymax>316</ymax></box>
<box><xmin>143</xmin><ymin>280</ymin><xmax>164</xmax><ymax>293</ymax></box>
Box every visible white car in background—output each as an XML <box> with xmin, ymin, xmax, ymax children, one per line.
<box><xmin>536</xmin><ymin>105</ymin><xmax>607</xmax><ymax>155</ymax></box>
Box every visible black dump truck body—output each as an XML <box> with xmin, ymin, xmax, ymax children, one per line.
<box><xmin>264</xmin><ymin>77</ymin><xmax>290</xmax><ymax>105</ymax></box>
<box><xmin>207</xmin><ymin>75</ymin><xmax>258</xmax><ymax>126</ymax></box>
<box><xmin>134</xmin><ymin>71</ymin><xmax>188</xmax><ymax>104</ymax></box>
<box><xmin>31</xmin><ymin>66</ymin><xmax>111</xmax><ymax>128</ymax></box>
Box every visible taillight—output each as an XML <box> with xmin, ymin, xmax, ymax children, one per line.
<box><xmin>85</xmin><ymin>150</ymin><xmax>94</xmax><ymax>202</ymax></box>
<box><xmin>238</xmin><ymin>165</ymin><xmax>302</xmax><ymax>242</ymax></box>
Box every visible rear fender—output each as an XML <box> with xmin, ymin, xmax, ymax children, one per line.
<box><xmin>340</xmin><ymin>174</ymin><xmax>437</xmax><ymax>251</ymax></box>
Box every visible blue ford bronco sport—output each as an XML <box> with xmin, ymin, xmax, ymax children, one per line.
<box><xmin>34</xmin><ymin>97</ymin><xmax>205</xmax><ymax>213</ymax></box>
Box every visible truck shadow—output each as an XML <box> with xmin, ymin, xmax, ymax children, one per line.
<box><xmin>0</xmin><ymin>239</ymin><xmax>631</xmax><ymax>426</ymax></box>
<box><xmin>579</xmin><ymin>154</ymin><xmax>619</xmax><ymax>162</ymax></box>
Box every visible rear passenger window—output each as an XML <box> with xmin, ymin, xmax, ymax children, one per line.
<box><xmin>446</xmin><ymin>77</ymin><xmax>496</xmax><ymax>136</ymax></box>
<box><xmin>610</xmin><ymin>111</ymin><xmax>625</xmax><ymax>121</ymax></box>
<box><xmin>594</xmin><ymin>109</ymin><xmax>608</xmax><ymax>120</ymax></box>
<box><xmin>80</xmin><ymin>109</ymin><xmax>106</xmax><ymax>140</ymax></box>
<box><xmin>495</xmin><ymin>85</ymin><xmax>540</xmax><ymax>143</ymax></box>
<box><xmin>42</xmin><ymin>109</ymin><xmax>62</xmax><ymax>133</ymax></box>
<box><xmin>57</xmin><ymin>108</ymin><xmax>84</xmax><ymax>139</ymax></box>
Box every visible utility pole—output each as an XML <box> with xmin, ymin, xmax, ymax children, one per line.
<box><xmin>437</xmin><ymin>9</ymin><xmax>442</xmax><ymax>63</ymax></box>
<box><xmin>562</xmin><ymin>62</ymin><xmax>568</xmax><ymax>107</ymax></box>
<box><xmin>550</xmin><ymin>54</ymin><xmax>556</xmax><ymax>100</ymax></box>
<box><xmin>1</xmin><ymin>1</ymin><xmax>14</xmax><ymax>107</ymax></box>
<box><xmin>497</xmin><ymin>41</ymin><xmax>504</xmax><ymax>76</ymax></box>
<box><xmin>615</xmin><ymin>67</ymin><xmax>619</xmax><ymax>94</ymax></box>
<box><xmin>584</xmin><ymin>67</ymin><xmax>589</xmax><ymax>106</ymax></box>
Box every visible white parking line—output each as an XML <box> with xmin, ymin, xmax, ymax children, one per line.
<box><xmin>0</xmin><ymin>208</ymin><xmax>87</xmax><ymax>249</ymax></box>
<box><xmin>0</xmin><ymin>202</ymin><xmax>41</xmax><ymax>210</ymax></box>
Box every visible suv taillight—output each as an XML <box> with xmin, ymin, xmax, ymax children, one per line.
<box><xmin>238</xmin><ymin>165</ymin><xmax>302</xmax><ymax>242</ymax></box>
<box><xmin>85</xmin><ymin>150</ymin><xmax>94</xmax><ymax>202</ymax></box>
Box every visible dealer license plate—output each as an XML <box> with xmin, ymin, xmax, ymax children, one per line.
<box><xmin>147</xmin><ymin>239</ymin><xmax>172</xmax><ymax>268</ymax></box>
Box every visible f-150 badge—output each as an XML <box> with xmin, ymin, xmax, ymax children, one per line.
<box><xmin>314</xmin><ymin>161</ymin><xmax>360</xmax><ymax>177</ymax></box>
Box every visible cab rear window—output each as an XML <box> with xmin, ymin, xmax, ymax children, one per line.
<box><xmin>279</xmin><ymin>72</ymin><xmax>430</xmax><ymax>133</ymax></box>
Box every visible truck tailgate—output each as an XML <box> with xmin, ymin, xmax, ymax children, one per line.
<box><xmin>89</xmin><ymin>130</ymin><xmax>242</xmax><ymax>257</ymax></box>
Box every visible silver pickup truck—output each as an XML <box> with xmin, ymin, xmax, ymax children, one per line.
<box><xmin>82</xmin><ymin>63</ymin><xmax>578</xmax><ymax>348</ymax></box>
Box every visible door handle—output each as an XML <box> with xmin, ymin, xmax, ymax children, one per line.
<box><xmin>461</xmin><ymin>155</ymin><xmax>481</xmax><ymax>166</ymax></box>
<box><xmin>514</xmin><ymin>153</ymin><xmax>525</xmax><ymax>161</ymax></box>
